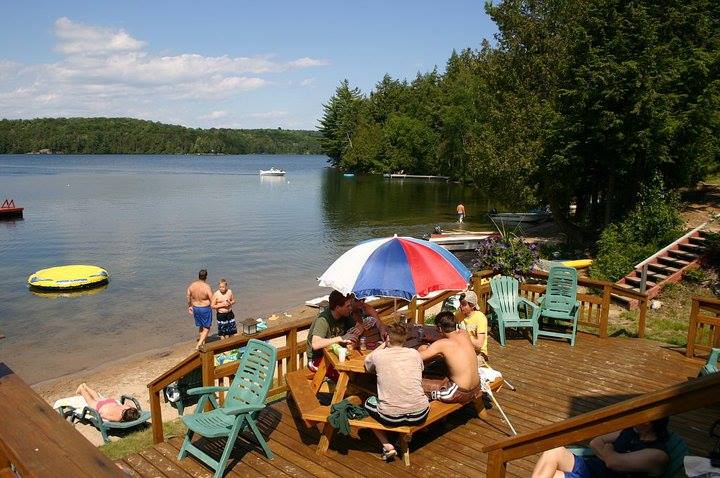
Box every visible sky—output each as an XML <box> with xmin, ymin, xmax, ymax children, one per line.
<box><xmin>0</xmin><ymin>1</ymin><xmax>497</xmax><ymax>130</ymax></box>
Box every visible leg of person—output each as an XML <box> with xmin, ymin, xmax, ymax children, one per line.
<box><xmin>531</xmin><ymin>447</ymin><xmax>579</xmax><ymax>478</ymax></box>
<box><xmin>197</xmin><ymin>327</ymin><xmax>210</xmax><ymax>350</ymax></box>
<box><xmin>364</xmin><ymin>397</ymin><xmax>396</xmax><ymax>460</ymax></box>
<box><xmin>76</xmin><ymin>384</ymin><xmax>99</xmax><ymax>409</ymax></box>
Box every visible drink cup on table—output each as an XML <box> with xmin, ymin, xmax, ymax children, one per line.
<box><xmin>338</xmin><ymin>347</ymin><xmax>347</xmax><ymax>362</ymax></box>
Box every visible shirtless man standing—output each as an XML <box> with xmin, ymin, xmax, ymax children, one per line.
<box><xmin>418</xmin><ymin>311</ymin><xmax>481</xmax><ymax>403</ymax></box>
<box><xmin>187</xmin><ymin>269</ymin><xmax>213</xmax><ymax>350</ymax></box>
<box><xmin>456</xmin><ymin>203</ymin><xmax>466</xmax><ymax>223</ymax></box>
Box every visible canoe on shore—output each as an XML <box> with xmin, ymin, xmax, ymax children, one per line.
<box><xmin>488</xmin><ymin>212</ymin><xmax>553</xmax><ymax>227</ymax></box>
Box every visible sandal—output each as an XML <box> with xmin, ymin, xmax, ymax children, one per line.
<box><xmin>380</xmin><ymin>447</ymin><xmax>397</xmax><ymax>461</ymax></box>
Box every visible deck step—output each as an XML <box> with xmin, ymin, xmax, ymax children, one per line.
<box><xmin>648</xmin><ymin>263</ymin><xmax>679</xmax><ymax>274</ymax></box>
<box><xmin>645</xmin><ymin>271</ymin><xmax>668</xmax><ymax>282</ymax></box>
<box><xmin>689</xmin><ymin>236</ymin><xmax>708</xmax><ymax>246</ymax></box>
<box><xmin>658</xmin><ymin>256</ymin><xmax>691</xmax><ymax>268</ymax></box>
<box><xmin>679</xmin><ymin>243</ymin><xmax>706</xmax><ymax>254</ymax></box>
<box><xmin>668</xmin><ymin>249</ymin><xmax>699</xmax><ymax>261</ymax></box>
<box><xmin>625</xmin><ymin>276</ymin><xmax>657</xmax><ymax>289</ymax></box>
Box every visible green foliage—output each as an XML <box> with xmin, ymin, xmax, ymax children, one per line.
<box><xmin>0</xmin><ymin>118</ymin><xmax>322</xmax><ymax>155</ymax></box>
<box><xmin>703</xmin><ymin>231</ymin><xmax>720</xmax><ymax>270</ymax></box>
<box><xmin>319</xmin><ymin>0</ymin><xmax>720</xmax><ymax>238</ymax></box>
<box><xmin>683</xmin><ymin>268</ymin><xmax>710</xmax><ymax>283</ymax></box>
<box><xmin>473</xmin><ymin>234</ymin><xmax>539</xmax><ymax>278</ymax></box>
<box><xmin>591</xmin><ymin>180</ymin><xmax>684</xmax><ymax>282</ymax></box>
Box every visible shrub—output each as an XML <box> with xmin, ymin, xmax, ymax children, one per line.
<box><xmin>591</xmin><ymin>178</ymin><xmax>684</xmax><ymax>282</ymax></box>
<box><xmin>703</xmin><ymin>231</ymin><xmax>720</xmax><ymax>270</ymax></box>
<box><xmin>473</xmin><ymin>234</ymin><xmax>538</xmax><ymax>278</ymax></box>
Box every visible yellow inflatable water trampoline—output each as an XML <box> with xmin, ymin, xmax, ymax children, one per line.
<box><xmin>28</xmin><ymin>265</ymin><xmax>109</xmax><ymax>290</ymax></box>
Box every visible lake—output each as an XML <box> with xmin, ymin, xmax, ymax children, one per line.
<box><xmin>0</xmin><ymin>154</ymin><xmax>503</xmax><ymax>383</ymax></box>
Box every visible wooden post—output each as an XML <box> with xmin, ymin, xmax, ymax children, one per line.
<box><xmin>486</xmin><ymin>450</ymin><xmax>507</xmax><ymax>478</ymax></box>
<box><xmin>408</xmin><ymin>297</ymin><xmax>418</xmax><ymax>324</ymax></box>
<box><xmin>201</xmin><ymin>349</ymin><xmax>214</xmax><ymax>411</ymax></box>
<box><xmin>150</xmin><ymin>388</ymin><xmax>164</xmax><ymax>444</ymax></box>
<box><xmin>687</xmin><ymin>298</ymin><xmax>700</xmax><ymax>358</ymax></box>
<box><xmin>288</xmin><ymin>327</ymin><xmax>298</xmax><ymax>373</ymax></box>
<box><xmin>600</xmin><ymin>284</ymin><xmax>611</xmax><ymax>338</ymax></box>
<box><xmin>639</xmin><ymin>265</ymin><xmax>648</xmax><ymax>294</ymax></box>
<box><xmin>638</xmin><ymin>298</ymin><xmax>647</xmax><ymax>338</ymax></box>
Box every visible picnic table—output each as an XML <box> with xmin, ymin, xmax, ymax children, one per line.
<box><xmin>287</xmin><ymin>339</ymin><xmax>504</xmax><ymax>465</ymax></box>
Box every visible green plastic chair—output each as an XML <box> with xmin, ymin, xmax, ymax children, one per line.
<box><xmin>56</xmin><ymin>395</ymin><xmax>151</xmax><ymax>444</ymax></box>
<box><xmin>700</xmin><ymin>348</ymin><xmax>720</xmax><ymax>376</ymax></box>
<box><xmin>569</xmin><ymin>430</ymin><xmax>688</xmax><ymax>478</ymax></box>
<box><xmin>536</xmin><ymin>266</ymin><xmax>580</xmax><ymax>346</ymax></box>
<box><xmin>487</xmin><ymin>275</ymin><xmax>540</xmax><ymax>346</ymax></box>
<box><xmin>178</xmin><ymin>339</ymin><xmax>277</xmax><ymax>478</ymax></box>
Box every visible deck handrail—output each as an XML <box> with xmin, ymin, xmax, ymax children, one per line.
<box><xmin>0</xmin><ymin>363</ymin><xmax>125</xmax><ymax>477</ymax></box>
<box><xmin>634</xmin><ymin>222</ymin><xmax>706</xmax><ymax>270</ymax></box>
<box><xmin>147</xmin><ymin>298</ymin><xmax>405</xmax><ymax>444</ymax></box>
<box><xmin>473</xmin><ymin>270</ymin><xmax>648</xmax><ymax>338</ymax></box>
<box><xmin>482</xmin><ymin>372</ymin><xmax>720</xmax><ymax>477</ymax></box>
<box><xmin>686</xmin><ymin>295</ymin><xmax>720</xmax><ymax>360</ymax></box>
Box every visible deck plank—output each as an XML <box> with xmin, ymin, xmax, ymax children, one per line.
<box><xmin>122</xmin><ymin>336</ymin><xmax>718</xmax><ymax>477</ymax></box>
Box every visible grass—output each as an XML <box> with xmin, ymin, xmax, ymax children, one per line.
<box><xmin>100</xmin><ymin>418</ymin><xmax>187</xmax><ymax>460</ymax></box>
<box><xmin>608</xmin><ymin>275</ymin><xmax>716</xmax><ymax>345</ymax></box>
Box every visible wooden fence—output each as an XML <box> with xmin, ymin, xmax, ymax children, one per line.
<box><xmin>482</xmin><ymin>371</ymin><xmax>720</xmax><ymax>477</ymax></box>
<box><xmin>687</xmin><ymin>295</ymin><xmax>720</xmax><ymax>360</ymax></box>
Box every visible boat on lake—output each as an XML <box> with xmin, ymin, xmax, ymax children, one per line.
<box><xmin>488</xmin><ymin>211</ymin><xmax>553</xmax><ymax>227</ymax></box>
<box><xmin>259</xmin><ymin>167</ymin><xmax>286</xmax><ymax>176</ymax></box>
<box><xmin>0</xmin><ymin>198</ymin><xmax>23</xmax><ymax>220</ymax></box>
<box><xmin>428</xmin><ymin>231</ymin><xmax>497</xmax><ymax>251</ymax></box>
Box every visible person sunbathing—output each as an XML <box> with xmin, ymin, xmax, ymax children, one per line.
<box><xmin>531</xmin><ymin>418</ymin><xmax>670</xmax><ymax>478</ymax></box>
<box><xmin>418</xmin><ymin>311</ymin><xmax>482</xmax><ymax>403</ymax></box>
<box><xmin>364</xmin><ymin>321</ymin><xmax>429</xmax><ymax>461</ymax></box>
<box><xmin>76</xmin><ymin>383</ymin><xmax>140</xmax><ymax>422</ymax></box>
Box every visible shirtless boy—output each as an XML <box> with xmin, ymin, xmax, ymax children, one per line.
<box><xmin>456</xmin><ymin>203</ymin><xmax>466</xmax><ymax>223</ymax></box>
<box><xmin>187</xmin><ymin>269</ymin><xmax>213</xmax><ymax>350</ymax></box>
<box><xmin>418</xmin><ymin>311</ymin><xmax>482</xmax><ymax>403</ymax></box>
<box><xmin>212</xmin><ymin>278</ymin><xmax>236</xmax><ymax>339</ymax></box>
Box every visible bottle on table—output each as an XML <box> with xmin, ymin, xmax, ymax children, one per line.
<box><xmin>360</xmin><ymin>337</ymin><xmax>367</xmax><ymax>351</ymax></box>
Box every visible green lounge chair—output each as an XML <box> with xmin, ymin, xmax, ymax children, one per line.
<box><xmin>57</xmin><ymin>395</ymin><xmax>151</xmax><ymax>444</ymax></box>
<box><xmin>536</xmin><ymin>266</ymin><xmax>580</xmax><ymax>346</ymax></box>
<box><xmin>178</xmin><ymin>339</ymin><xmax>277</xmax><ymax>478</ymax></box>
<box><xmin>569</xmin><ymin>430</ymin><xmax>688</xmax><ymax>478</ymax></box>
<box><xmin>700</xmin><ymin>348</ymin><xmax>720</xmax><ymax>376</ymax></box>
<box><xmin>487</xmin><ymin>275</ymin><xmax>540</xmax><ymax>346</ymax></box>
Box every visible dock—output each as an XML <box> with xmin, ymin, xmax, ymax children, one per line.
<box><xmin>0</xmin><ymin>198</ymin><xmax>23</xmax><ymax>220</ymax></box>
<box><xmin>383</xmin><ymin>173</ymin><xmax>450</xmax><ymax>180</ymax></box>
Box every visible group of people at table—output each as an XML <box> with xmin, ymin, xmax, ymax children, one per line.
<box><xmin>305</xmin><ymin>290</ymin><xmax>675</xmax><ymax>478</ymax></box>
<box><xmin>306</xmin><ymin>289</ymin><xmax>489</xmax><ymax>461</ymax></box>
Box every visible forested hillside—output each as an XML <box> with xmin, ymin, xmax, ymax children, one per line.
<box><xmin>0</xmin><ymin>117</ymin><xmax>322</xmax><ymax>155</ymax></box>
<box><xmin>319</xmin><ymin>0</ymin><xmax>720</xmax><ymax>238</ymax></box>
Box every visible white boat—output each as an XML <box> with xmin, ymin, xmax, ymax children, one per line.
<box><xmin>259</xmin><ymin>167</ymin><xmax>286</xmax><ymax>176</ymax></box>
<box><xmin>488</xmin><ymin>212</ymin><xmax>553</xmax><ymax>227</ymax></box>
<box><xmin>429</xmin><ymin>231</ymin><xmax>497</xmax><ymax>251</ymax></box>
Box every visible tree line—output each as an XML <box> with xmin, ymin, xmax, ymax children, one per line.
<box><xmin>0</xmin><ymin>117</ymin><xmax>323</xmax><ymax>155</ymax></box>
<box><xmin>319</xmin><ymin>0</ymin><xmax>720</xmax><ymax>240</ymax></box>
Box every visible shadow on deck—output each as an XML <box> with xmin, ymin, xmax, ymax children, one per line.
<box><xmin>119</xmin><ymin>335</ymin><xmax>718</xmax><ymax>477</ymax></box>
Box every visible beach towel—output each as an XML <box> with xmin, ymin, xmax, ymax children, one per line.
<box><xmin>53</xmin><ymin>395</ymin><xmax>91</xmax><ymax>411</ymax></box>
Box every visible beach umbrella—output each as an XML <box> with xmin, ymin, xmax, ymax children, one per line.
<box><xmin>318</xmin><ymin>236</ymin><xmax>472</xmax><ymax>301</ymax></box>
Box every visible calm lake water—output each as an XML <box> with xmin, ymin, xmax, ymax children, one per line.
<box><xmin>0</xmin><ymin>154</ymin><xmax>503</xmax><ymax>383</ymax></box>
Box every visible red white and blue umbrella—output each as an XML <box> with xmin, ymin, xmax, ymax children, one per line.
<box><xmin>318</xmin><ymin>236</ymin><xmax>472</xmax><ymax>300</ymax></box>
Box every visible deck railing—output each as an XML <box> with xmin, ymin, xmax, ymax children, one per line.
<box><xmin>472</xmin><ymin>270</ymin><xmax>649</xmax><ymax>338</ymax></box>
<box><xmin>687</xmin><ymin>295</ymin><xmax>720</xmax><ymax>360</ymax></box>
<box><xmin>0</xmin><ymin>363</ymin><xmax>125</xmax><ymax>477</ymax></box>
<box><xmin>147</xmin><ymin>299</ymin><xmax>403</xmax><ymax>444</ymax></box>
<box><xmin>482</xmin><ymin>371</ymin><xmax>720</xmax><ymax>477</ymax></box>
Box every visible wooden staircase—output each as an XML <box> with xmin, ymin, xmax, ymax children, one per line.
<box><xmin>614</xmin><ymin>223</ymin><xmax>708</xmax><ymax>309</ymax></box>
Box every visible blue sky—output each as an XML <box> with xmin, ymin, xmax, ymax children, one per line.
<box><xmin>0</xmin><ymin>1</ymin><xmax>496</xmax><ymax>129</ymax></box>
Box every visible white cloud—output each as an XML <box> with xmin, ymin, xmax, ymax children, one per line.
<box><xmin>200</xmin><ymin>110</ymin><xmax>229</xmax><ymax>120</ymax></box>
<box><xmin>0</xmin><ymin>17</ymin><xmax>330</xmax><ymax>128</ymax></box>
<box><xmin>300</xmin><ymin>78</ymin><xmax>316</xmax><ymax>87</ymax></box>
<box><xmin>54</xmin><ymin>17</ymin><xmax>146</xmax><ymax>55</ymax></box>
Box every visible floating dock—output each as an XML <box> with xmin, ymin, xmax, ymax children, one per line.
<box><xmin>0</xmin><ymin>198</ymin><xmax>23</xmax><ymax>220</ymax></box>
<box><xmin>383</xmin><ymin>173</ymin><xmax>449</xmax><ymax>180</ymax></box>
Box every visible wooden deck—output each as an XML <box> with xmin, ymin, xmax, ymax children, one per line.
<box><xmin>118</xmin><ymin>335</ymin><xmax>718</xmax><ymax>477</ymax></box>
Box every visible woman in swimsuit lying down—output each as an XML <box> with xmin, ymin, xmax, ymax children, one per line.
<box><xmin>76</xmin><ymin>383</ymin><xmax>140</xmax><ymax>422</ymax></box>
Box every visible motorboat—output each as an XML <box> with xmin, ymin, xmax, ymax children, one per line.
<box><xmin>259</xmin><ymin>167</ymin><xmax>286</xmax><ymax>176</ymax></box>
<box><xmin>488</xmin><ymin>211</ymin><xmax>552</xmax><ymax>227</ymax></box>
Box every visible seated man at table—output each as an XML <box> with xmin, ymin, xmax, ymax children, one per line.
<box><xmin>364</xmin><ymin>321</ymin><xmax>429</xmax><ymax>461</ymax></box>
<box><xmin>454</xmin><ymin>292</ymin><xmax>489</xmax><ymax>361</ymax></box>
<box><xmin>345</xmin><ymin>294</ymin><xmax>388</xmax><ymax>349</ymax></box>
<box><xmin>307</xmin><ymin>290</ymin><xmax>354</xmax><ymax>379</ymax></box>
<box><xmin>419</xmin><ymin>311</ymin><xmax>482</xmax><ymax>404</ymax></box>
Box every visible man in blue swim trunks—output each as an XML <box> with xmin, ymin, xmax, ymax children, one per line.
<box><xmin>187</xmin><ymin>269</ymin><xmax>213</xmax><ymax>350</ymax></box>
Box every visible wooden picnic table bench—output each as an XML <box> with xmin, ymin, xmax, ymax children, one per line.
<box><xmin>286</xmin><ymin>347</ymin><xmax>503</xmax><ymax>465</ymax></box>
